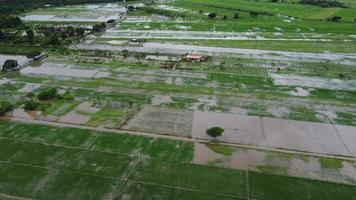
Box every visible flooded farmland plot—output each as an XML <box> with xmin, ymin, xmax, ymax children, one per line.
<box><xmin>123</xmin><ymin>106</ymin><xmax>193</xmax><ymax>137</ymax></box>
<box><xmin>59</xmin><ymin>102</ymin><xmax>99</xmax><ymax>124</ymax></box>
<box><xmin>193</xmin><ymin>142</ymin><xmax>356</xmax><ymax>185</ymax></box>
<box><xmin>21</xmin><ymin>3</ymin><xmax>126</xmax><ymax>23</ymax></box>
<box><xmin>191</xmin><ymin>111</ymin><xmax>356</xmax><ymax>157</ymax></box>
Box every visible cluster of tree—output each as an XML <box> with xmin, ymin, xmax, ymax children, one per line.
<box><xmin>24</xmin><ymin>87</ymin><xmax>72</xmax><ymax>111</ymax></box>
<box><xmin>1</xmin><ymin>60</ymin><xmax>19</xmax><ymax>72</ymax></box>
<box><xmin>92</xmin><ymin>22</ymin><xmax>107</xmax><ymax>32</ymax></box>
<box><xmin>38</xmin><ymin>87</ymin><xmax>58</xmax><ymax>101</ymax></box>
<box><xmin>139</xmin><ymin>6</ymin><xmax>187</xmax><ymax>18</ymax></box>
<box><xmin>35</xmin><ymin>26</ymin><xmax>86</xmax><ymax>45</ymax></box>
<box><xmin>299</xmin><ymin>0</ymin><xmax>346</xmax><ymax>8</ymax></box>
<box><xmin>0</xmin><ymin>15</ymin><xmax>23</xmax><ymax>29</ymax></box>
<box><xmin>0</xmin><ymin>100</ymin><xmax>14</xmax><ymax>116</ymax></box>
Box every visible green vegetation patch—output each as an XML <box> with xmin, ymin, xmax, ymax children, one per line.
<box><xmin>117</xmin><ymin>181</ymin><xmax>241</xmax><ymax>200</ymax></box>
<box><xmin>319</xmin><ymin>158</ymin><xmax>344</xmax><ymax>170</ymax></box>
<box><xmin>93</xmin><ymin>133</ymin><xmax>194</xmax><ymax>162</ymax></box>
<box><xmin>130</xmin><ymin>159</ymin><xmax>247</xmax><ymax>197</ymax></box>
<box><xmin>249</xmin><ymin>171</ymin><xmax>356</xmax><ymax>200</ymax></box>
<box><xmin>206</xmin><ymin>143</ymin><xmax>235</xmax><ymax>156</ymax></box>
<box><xmin>0</xmin><ymin>120</ymin><xmax>99</xmax><ymax>148</ymax></box>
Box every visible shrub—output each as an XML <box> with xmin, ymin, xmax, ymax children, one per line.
<box><xmin>38</xmin><ymin>88</ymin><xmax>58</xmax><ymax>101</ymax></box>
<box><xmin>208</xmin><ymin>13</ymin><xmax>217</xmax><ymax>19</ymax></box>
<box><xmin>328</xmin><ymin>16</ymin><xmax>342</xmax><ymax>22</ymax></box>
<box><xmin>299</xmin><ymin>0</ymin><xmax>345</xmax><ymax>8</ymax></box>
<box><xmin>234</xmin><ymin>13</ymin><xmax>240</xmax><ymax>19</ymax></box>
<box><xmin>26</xmin><ymin>51</ymin><xmax>41</xmax><ymax>59</ymax></box>
<box><xmin>249</xmin><ymin>11</ymin><xmax>259</xmax><ymax>17</ymax></box>
<box><xmin>24</xmin><ymin>100</ymin><xmax>39</xmax><ymax>111</ymax></box>
<box><xmin>0</xmin><ymin>101</ymin><xmax>14</xmax><ymax>116</ymax></box>
<box><xmin>2</xmin><ymin>59</ymin><xmax>18</xmax><ymax>72</ymax></box>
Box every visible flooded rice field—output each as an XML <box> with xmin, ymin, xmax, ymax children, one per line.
<box><xmin>271</xmin><ymin>73</ymin><xmax>356</xmax><ymax>90</ymax></box>
<box><xmin>123</xmin><ymin>106</ymin><xmax>193</xmax><ymax>137</ymax></box>
<box><xmin>21</xmin><ymin>62</ymin><xmax>105</xmax><ymax>78</ymax></box>
<box><xmin>193</xmin><ymin>142</ymin><xmax>356</xmax><ymax>184</ymax></box>
<box><xmin>59</xmin><ymin>102</ymin><xmax>99</xmax><ymax>124</ymax></box>
<box><xmin>191</xmin><ymin>111</ymin><xmax>356</xmax><ymax>157</ymax></box>
<box><xmin>21</xmin><ymin>3</ymin><xmax>126</xmax><ymax>22</ymax></box>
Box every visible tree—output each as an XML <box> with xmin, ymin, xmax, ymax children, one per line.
<box><xmin>0</xmin><ymin>29</ymin><xmax>4</xmax><ymax>40</ymax></box>
<box><xmin>206</xmin><ymin>127</ymin><xmax>224</xmax><ymax>139</ymax></box>
<box><xmin>234</xmin><ymin>13</ymin><xmax>240</xmax><ymax>19</ymax></box>
<box><xmin>48</xmin><ymin>35</ymin><xmax>60</xmax><ymax>45</ymax></box>
<box><xmin>26</xmin><ymin>29</ymin><xmax>35</xmax><ymax>41</ymax></box>
<box><xmin>26</xmin><ymin>51</ymin><xmax>41</xmax><ymax>59</ymax></box>
<box><xmin>24</xmin><ymin>100</ymin><xmax>39</xmax><ymax>111</ymax></box>
<box><xmin>223</xmin><ymin>15</ymin><xmax>227</xmax><ymax>20</ymax></box>
<box><xmin>208</xmin><ymin>13</ymin><xmax>217</xmax><ymax>19</ymax></box>
<box><xmin>249</xmin><ymin>11</ymin><xmax>259</xmax><ymax>17</ymax></box>
<box><xmin>107</xmin><ymin>19</ymin><xmax>116</xmax><ymax>24</ymax></box>
<box><xmin>122</xmin><ymin>49</ymin><xmax>129</xmax><ymax>59</ymax></box>
<box><xmin>2</xmin><ymin>59</ymin><xmax>18</xmax><ymax>72</ymax></box>
<box><xmin>93</xmin><ymin>24</ymin><xmax>102</xmax><ymax>32</ymax></box>
<box><xmin>38</xmin><ymin>88</ymin><xmax>58</xmax><ymax>101</ymax></box>
<box><xmin>328</xmin><ymin>16</ymin><xmax>342</xmax><ymax>22</ymax></box>
<box><xmin>0</xmin><ymin>100</ymin><xmax>14</xmax><ymax>116</ymax></box>
<box><xmin>100</xmin><ymin>22</ymin><xmax>107</xmax><ymax>29</ymax></box>
<box><xmin>75</xmin><ymin>27</ymin><xmax>85</xmax><ymax>36</ymax></box>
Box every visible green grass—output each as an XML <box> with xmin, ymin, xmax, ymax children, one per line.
<box><xmin>335</xmin><ymin>112</ymin><xmax>356</xmax><ymax>126</ymax></box>
<box><xmin>42</xmin><ymin>100</ymin><xmax>80</xmax><ymax>116</ymax></box>
<box><xmin>206</xmin><ymin>143</ymin><xmax>235</xmax><ymax>156</ymax></box>
<box><xmin>287</xmin><ymin>106</ymin><xmax>322</xmax><ymax>122</ymax></box>
<box><xmin>319</xmin><ymin>158</ymin><xmax>344</xmax><ymax>170</ymax></box>
<box><xmin>87</xmin><ymin>107</ymin><xmax>137</xmax><ymax>128</ymax></box>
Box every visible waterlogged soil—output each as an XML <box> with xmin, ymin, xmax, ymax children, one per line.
<box><xmin>21</xmin><ymin>64</ymin><xmax>99</xmax><ymax>78</ymax></box>
<box><xmin>191</xmin><ymin>111</ymin><xmax>356</xmax><ymax>157</ymax></box>
<box><xmin>193</xmin><ymin>142</ymin><xmax>356</xmax><ymax>184</ymax></box>
<box><xmin>59</xmin><ymin>102</ymin><xmax>99</xmax><ymax>124</ymax></box>
<box><xmin>22</xmin><ymin>3</ymin><xmax>126</xmax><ymax>22</ymax></box>
<box><xmin>151</xmin><ymin>95</ymin><xmax>173</xmax><ymax>106</ymax></box>
<box><xmin>12</xmin><ymin>108</ymin><xmax>39</xmax><ymax>119</ymax></box>
<box><xmin>271</xmin><ymin>73</ymin><xmax>356</xmax><ymax>90</ymax></box>
<box><xmin>123</xmin><ymin>106</ymin><xmax>193</xmax><ymax>137</ymax></box>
